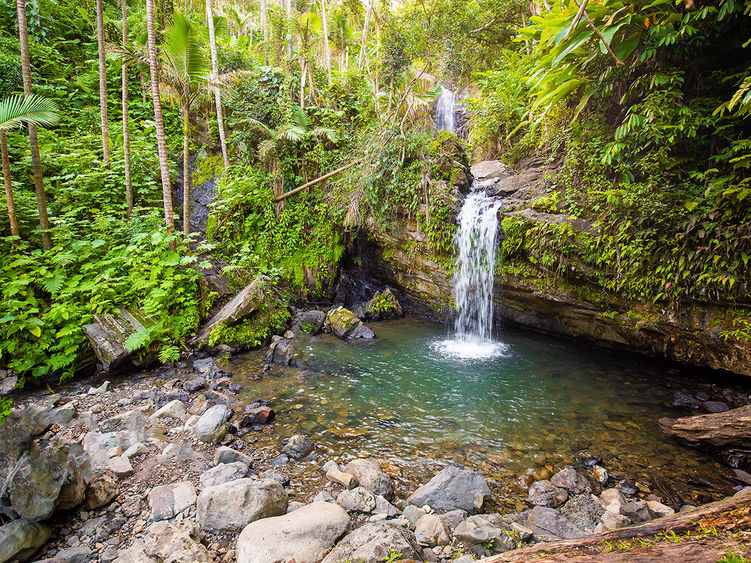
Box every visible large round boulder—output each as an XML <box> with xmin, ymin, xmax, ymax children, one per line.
<box><xmin>237</xmin><ymin>502</ymin><xmax>349</xmax><ymax>563</ymax></box>
<box><xmin>197</xmin><ymin>478</ymin><xmax>287</xmax><ymax>532</ymax></box>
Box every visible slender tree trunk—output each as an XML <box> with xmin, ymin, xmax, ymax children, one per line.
<box><xmin>182</xmin><ymin>103</ymin><xmax>190</xmax><ymax>238</ymax></box>
<box><xmin>122</xmin><ymin>0</ymin><xmax>133</xmax><ymax>218</ymax></box>
<box><xmin>206</xmin><ymin>0</ymin><xmax>229</xmax><ymax>169</ymax></box>
<box><xmin>96</xmin><ymin>0</ymin><xmax>110</xmax><ymax>164</ymax></box>
<box><xmin>286</xmin><ymin>0</ymin><xmax>292</xmax><ymax>58</ymax></box>
<box><xmin>146</xmin><ymin>0</ymin><xmax>176</xmax><ymax>245</ymax></box>
<box><xmin>359</xmin><ymin>0</ymin><xmax>372</xmax><ymax>68</ymax></box>
<box><xmin>299</xmin><ymin>56</ymin><xmax>305</xmax><ymax>108</ymax></box>
<box><xmin>261</xmin><ymin>0</ymin><xmax>268</xmax><ymax>41</ymax></box>
<box><xmin>320</xmin><ymin>0</ymin><xmax>331</xmax><ymax>83</ymax></box>
<box><xmin>16</xmin><ymin>0</ymin><xmax>51</xmax><ymax>250</ymax></box>
<box><xmin>1</xmin><ymin>132</ymin><xmax>19</xmax><ymax>238</ymax></box>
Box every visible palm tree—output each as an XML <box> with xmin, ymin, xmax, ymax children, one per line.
<box><xmin>122</xmin><ymin>0</ymin><xmax>133</xmax><ymax>218</ymax></box>
<box><xmin>96</xmin><ymin>0</ymin><xmax>111</xmax><ymax>165</ymax></box>
<box><xmin>0</xmin><ymin>94</ymin><xmax>59</xmax><ymax>239</ymax></box>
<box><xmin>16</xmin><ymin>0</ymin><xmax>52</xmax><ymax>250</ymax></box>
<box><xmin>160</xmin><ymin>12</ymin><xmax>210</xmax><ymax>238</ymax></box>
<box><xmin>206</xmin><ymin>0</ymin><xmax>229</xmax><ymax>170</ymax></box>
<box><xmin>146</xmin><ymin>0</ymin><xmax>176</xmax><ymax>244</ymax></box>
<box><xmin>248</xmin><ymin>106</ymin><xmax>337</xmax><ymax>211</ymax></box>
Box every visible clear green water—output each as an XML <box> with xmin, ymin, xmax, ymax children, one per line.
<box><xmin>231</xmin><ymin>317</ymin><xmax>742</xmax><ymax>508</ymax></box>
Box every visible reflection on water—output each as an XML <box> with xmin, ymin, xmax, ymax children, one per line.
<box><xmin>230</xmin><ymin>317</ymin><xmax>744</xmax><ymax>508</ymax></box>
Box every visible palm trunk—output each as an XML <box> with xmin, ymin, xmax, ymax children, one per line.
<box><xmin>358</xmin><ymin>0</ymin><xmax>372</xmax><ymax>69</ymax></box>
<box><xmin>261</xmin><ymin>0</ymin><xmax>268</xmax><ymax>41</ymax></box>
<box><xmin>146</xmin><ymin>0</ymin><xmax>176</xmax><ymax>245</ymax></box>
<box><xmin>17</xmin><ymin>0</ymin><xmax>51</xmax><ymax>250</ymax></box>
<box><xmin>206</xmin><ymin>0</ymin><xmax>229</xmax><ymax>169</ymax></box>
<box><xmin>286</xmin><ymin>0</ymin><xmax>292</xmax><ymax>58</ymax></box>
<box><xmin>1</xmin><ymin>132</ymin><xmax>19</xmax><ymax>238</ymax></box>
<box><xmin>299</xmin><ymin>56</ymin><xmax>305</xmax><ymax>108</ymax></box>
<box><xmin>96</xmin><ymin>0</ymin><xmax>110</xmax><ymax>164</ymax></box>
<box><xmin>122</xmin><ymin>0</ymin><xmax>133</xmax><ymax>218</ymax></box>
<box><xmin>182</xmin><ymin>103</ymin><xmax>190</xmax><ymax>238</ymax></box>
<box><xmin>320</xmin><ymin>0</ymin><xmax>331</xmax><ymax>83</ymax></box>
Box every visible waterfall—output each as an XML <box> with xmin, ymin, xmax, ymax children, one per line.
<box><xmin>453</xmin><ymin>190</ymin><xmax>502</xmax><ymax>341</ymax></box>
<box><xmin>433</xmin><ymin>187</ymin><xmax>506</xmax><ymax>360</ymax></box>
<box><xmin>435</xmin><ymin>86</ymin><xmax>457</xmax><ymax>133</ymax></box>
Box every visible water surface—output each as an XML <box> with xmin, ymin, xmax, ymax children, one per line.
<box><xmin>231</xmin><ymin>317</ymin><xmax>742</xmax><ymax>508</ymax></box>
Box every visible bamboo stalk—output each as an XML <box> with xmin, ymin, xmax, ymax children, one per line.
<box><xmin>274</xmin><ymin>159</ymin><xmax>363</xmax><ymax>202</ymax></box>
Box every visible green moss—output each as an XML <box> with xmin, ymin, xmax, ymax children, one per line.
<box><xmin>208</xmin><ymin>294</ymin><xmax>291</xmax><ymax>348</ymax></box>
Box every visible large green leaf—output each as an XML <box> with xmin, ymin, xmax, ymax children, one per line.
<box><xmin>0</xmin><ymin>94</ymin><xmax>60</xmax><ymax>131</ymax></box>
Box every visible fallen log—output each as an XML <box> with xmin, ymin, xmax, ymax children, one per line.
<box><xmin>659</xmin><ymin>404</ymin><xmax>751</xmax><ymax>449</ymax></box>
<box><xmin>484</xmin><ymin>488</ymin><xmax>751</xmax><ymax>562</ymax></box>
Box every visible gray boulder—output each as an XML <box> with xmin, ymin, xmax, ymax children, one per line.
<box><xmin>551</xmin><ymin>466</ymin><xmax>592</xmax><ymax>495</ymax></box>
<box><xmin>84</xmin><ymin>470</ymin><xmax>118</xmax><ymax>509</ymax></box>
<box><xmin>527</xmin><ymin>480</ymin><xmax>568</xmax><ymax>508</ymax></box>
<box><xmin>148</xmin><ymin>481</ymin><xmax>196</xmax><ymax>522</ymax></box>
<box><xmin>291</xmin><ymin>310</ymin><xmax>327</xmax><ymax>334</ymax></box>
<box><xmin>43</xmin><ymin>545</ymin><xmax>92</xmax><ymax>563</ymax></box>
<box><xmin>194</xmin><ymin>405</ymin><xmax>230</xmax><ymax>443</ymax></box>
<box><xmin>282</xmin><ymin>435</ymin><xmax>313</xmax><ymax>460</ymax></box>
<box><xmin>214</xmin><ymin>446</ymin><xmax>253</xmax><ymax>466</ymax></box>
<box><xmin>559</xmin><ymin>494</ymin><xmax>605</xmax><ymax>532</ymax></box>
<box><xmin>83</xmin><ymin>309</ymin><xmax>156</xmax><ymax>371</ymax></box>
<box><xmin>114</xmin><ymin>520</ymin><xmax>211</xmax><ymax>563</ymax></box>
<box><xmin>6</xmin><ymin>439</ymin><xmax>87</xmax><ymax>521</ymax></box>
<box><xmin>345</xmin><ymin>459</ymin><xmax>394</xmax><ymax>500</ymax></box>
<box><xmin>199</xmin><ymin>462</ymin><xmax>249</xmax><ymax>488</ymax></box>
<box><xmin>264</xmin><ymin>337</ymin><xmax>300</xmax><ymax>367</ymax></box>
<box><xmin>454</xmin><ymin>515</ymin><xmax>510</xmax><ymax>547</ymax></box>
<box><xmin>526</xmin><ymin>506</ymin><xmax>587</xmax><ymax>541</ymax></box>
<box><xmin>414</xmin><ymin>514</ymin><xmax>451</xmax><ymax>546</ymax></box>
<box><xmin>337</xmin><ymin>486</ymin><xmax>376</xmax><ymax>513</ymax></box>
<box><xmin>0</xmin><ymin>520</ymin><xmax>50</xmax><ymax>563</ymax></box>
<box><xmin>237</xmin><ymin>502</ymin><xmax>349</xmax><ymax>563</ymax></box>
<box><xmin>406</xmin><ymin>465</ymin><xmax>491</xmax><ymax>513</ymax></box>
<box><xmin>471</xmin><ymin>160</ymin><xmax>511</xmax><ymax>181</ymax></box>
<box><xmin>321</xmin><ymin>522</ymin><xmax>422</xmax><ymax>563</ymax></box>
<box><xmin>197</xmin><ymin>478</ymin><xmax>287</xmax><ymax>532</ymax></box>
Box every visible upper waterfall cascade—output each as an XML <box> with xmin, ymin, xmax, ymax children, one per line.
<box><xmin>435</xmin><ymin>87</ymin><xmax>457</xmax><ymax>133</ymax></box>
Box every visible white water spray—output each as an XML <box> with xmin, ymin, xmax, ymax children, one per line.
<box><xmin>435</xmin><ymin>86</ymin><xmax>457</xmax><ymax>133</ymax></box>
<box><xmin>434</xmin><ymin>188</ymin><xmax>506</xmax><ymax>360</ymax></box>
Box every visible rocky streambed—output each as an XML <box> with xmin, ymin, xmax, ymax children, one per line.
<box><xmin>3</xmin><ymin>330</ymin><xmax>751</xmax><ymax>563</ymax></box>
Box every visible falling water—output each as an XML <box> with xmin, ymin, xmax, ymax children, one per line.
<box><xmin>435</xmin><ymin>86</ymin><xmax>457</xmax><ymax>133</ymax></box>
<box><xmin>433</xmin><ymin>188</ymin><xmax>506</xmax><ymax>360</ymax></box>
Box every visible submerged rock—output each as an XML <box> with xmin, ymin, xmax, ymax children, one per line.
<box><xmin>237</xmin><ymin>502</ymin><xmax>349</xmax><ymax>563</ymax></box>
<box><xmin>406</xmin><ymin>465</ymin><xmax>491</xmax><ymax>513</ymax></box>
<box><xmin>282</xmin><ymin>435</ymin><xmax>313</xmax><ymax>460</ymax></box>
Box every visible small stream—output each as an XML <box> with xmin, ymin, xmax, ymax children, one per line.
<box><xmin>230</xmin><ymin>317</ymin><xmax>745</xmax><ymax>510</ymax></box>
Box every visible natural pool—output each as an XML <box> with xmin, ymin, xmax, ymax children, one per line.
<box><xmin>230</xmin><ymin>317</ymin><xmax>745</xmax><ymax>510</ymax></box>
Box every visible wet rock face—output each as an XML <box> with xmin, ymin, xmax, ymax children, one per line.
<box><xmin>357</xmin><ymin>159</ymin><xmax>751</xmax><ymax>376</ymax></box>
<box><xmin>406</xmin><ymin>465</ymin><xmax>491</xmax><ymax>513</ymax></box>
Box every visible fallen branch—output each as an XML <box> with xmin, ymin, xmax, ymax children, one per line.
<box><xmin>274</xmin><ymin>159</ymin><xmax>363</xmax><ymax>202</ymax></box>
<box><xmin>483</xmin><ymin>489</ymin><xmax>751</xmax><ymax>562</ymax></box>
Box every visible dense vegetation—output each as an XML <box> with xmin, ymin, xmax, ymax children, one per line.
<box><xmin>1</xmin><ymin>0</ymin><xmax>749</xmax><ymax>390</ymax></box>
